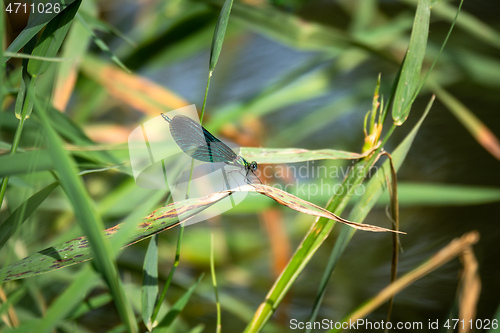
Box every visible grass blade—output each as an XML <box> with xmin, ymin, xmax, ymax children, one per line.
<box><xmin>392</xmin><ymin>0</ymin><xmax>430</xmax><ymax>125</ymax></box>
<box><xmin>79</xmin><ymin>11</ymin><xmax>136</xmax><ymax>47</ymax></box>
<box><xmin>22</xmin><ymin>267</ymin><xmax>98</xmax><ymax>333</ymax></box>
<box><xmin>383</xmin><ymin>153</ymin><xmax>400</xmax><ymax>325</ymax></box>
<box><xmin>456</xmin><ymin>245</ymin><xmax>481</xmax><ymax>330</ymax></box>
<box><xmin>66</xmin><ymin>293</ymin><xmax>113</xmax><ymax>320</ymax></box>
<box><xmin>0</xmin><ymin>194</ymin><xmax>215</xmax><ymax>281</ymax></box>
<box><xmin>248</xmin><ymin>184</ymin><xmax>400</xmax><ymax>233</ymax></box>
<box><xmin>53</xmin><ymin>6</ymin><xmax>93</xmax><ymax>110</ymax></box>
<box><xmin>27</xmin><ymin>0</ymin><xmax>82</xmax><ymax>77</ymax></box>
<box><xmin>210</xmin><ymin>233</ymin><xmax>221</xmax><ymax>333</ymax></box>
<box><xmin>201</xmin><ymin>0</ymin><xmax>235</xmax><ymax>123</ymax></box>
<box><xmin>379</xmin><ymin>183</ymin><xmax>500</xmax><ymax>206</ymax></box>
<box><xmin>3</xmin><ymin>52</ymin><xmax>70</xmax><ymax>62</ymax></box>
<box><xmin>0</xmin><ymin>150</ymin><xmax>54</xmax><ymax>176</ymax></box>
<box><xmin>244</xmin><ymin>157</ymin><xmax>382</xmax><ymax>332</ymax></box>
<box><xmin>328</xmin><ymin>232</ymin><xmax>479</xmax><ymax>332</ymax></box>
<box><xmin>34</xmin><ymin>97</ymin><xmax>138</xmax><ymax>332</ymax></box>
<box><xmin>306</xmin><ymin>96</ymin><xmax>434</xmax><ymax>329</ymax></box>
<box><xmin>0</xmin><ymin>182</ymin><xmax>59</xmax><ymax>249</ymax></box>
<box><xmin>155</xmin><ymin>274</ymin><xmax>204</xmax><ymax>331</ymax></box>
<box><xmin>1</xmin><ymin>180</ymin><xmax>401</xmax><ymax>283</ymax></box>
<box><xmin>142</xmin><ymin>235</ymin><xmax>159</xmax><ymax>331</ymax></box>
<box><xmin>402</xmin><ymin>0</ymin><xmax>500</xmax><ymax>49</ymax></box>
<box><xmin>4</xmin><ymin>0</ymin><xmax>78</xmax><ymax>60</ymax></box>
<box><xmin>242</xmin><ymin>147</ymin><xmax>372</xmax><ymax>164</ymax></box>
<box><xmin>431</xmin><ymin>82</ymin><xmax>500</xmax><ymax>160</ymax></box>
<box><xmin>0</xmin><ymin>37</ymin><xmax>36</xmax><ymax>215</ymax></box>
<box><xmin>351</xmin><ymin>97</ymin><xmax>434</xmax><ymax>222</ymax></box>
<box><xmin>209</xmin><ymin>0</ymin><xmax>234</xmax><ymax>74</ymax></box>
<box><xmin>0</xmin><ymin>287</ymin><xmax>26</xmax><ymax>318</ymax></box>
<box><xmin>76</xmin><ymin>14</ymin><xmax>130</xmax><ymax>73</ymax></box>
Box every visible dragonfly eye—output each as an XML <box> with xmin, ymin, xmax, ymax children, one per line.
<box><xmin>250</xmin><ymin>161</ymin><xmax>258</xmax><ymax>171</ymax></box>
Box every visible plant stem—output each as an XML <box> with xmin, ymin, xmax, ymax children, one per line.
<box><xmin>151</xmin><ymin>224</ymin><xmax>185</xmax><ymax>323</ymax></box>
<box><xmin>211</xmin><ymin>233</ymin><xmax>221</xmax><ymax>333</ymax></box>
<box><xmin>199</xmin><ymin>72</ymin><xmax>212</xmax><ymax>125</ymax></box>
<box><xmin>0</xmin><ymin>116</ymin><xmax>27</xmax><ymax>208</ymax></box>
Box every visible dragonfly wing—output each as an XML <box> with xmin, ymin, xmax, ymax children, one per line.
<box><xmin>169</xmin><ymin>115</ymin><xmax>238</xmax><ymax>163</ymax></box>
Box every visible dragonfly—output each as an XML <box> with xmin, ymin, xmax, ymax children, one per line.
<box><xmin>162</xmin><ymin>113</ymin><xmax>260</xmax><ymax>184</ymax></box>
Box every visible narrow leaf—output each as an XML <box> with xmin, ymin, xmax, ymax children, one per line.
<box><xmin>4</xmin><ymin>1</ymin><xmax>78</xmax><ymax>60</ymax></box>
<box><xmin>155</xmin><ymin>274</ymin><xmax>204</xmax><ymax>331</ymax></box>
<box><xmin>142</xmin><ymin>235</ymin><xmax>159</xmax><ymax>331</ymax></box>
<box><xmin>28</xmin><ymin>0</ymin><xmax>82</xmax><ymax>76</ymax></box>
<box><xmin>209</xmin><ymin>0</ymin><xmax>234</xmax><ymax>73</ymax></box>
<box><xmin>0</xmin><ymin>182</ymin><xmax>59</xmax><ymax>249</ymax></box>
<box><xmin>0</xmin><ymin>193</ymin><xmax>220</xmax><ymax>281</ymax></box>
<box><xmin>210</xmin><ymin>233</ymin><xmax>221</xmax><ymax>333</ymax></box>
<box><xmin>246</xmin><ymin>184</ymin><xmax>400</xmax><ymax>233</ymax></box>
<box><xmin>35</xmin><ymin>267</ymin><xmax>99</xmax><ymax>333</ymax></box>
<box><xmin>392</xmin><ymin>0</ymin><xmax>430</xmax><ymax>125</ymax></box>
<box><xmin>432</xmin><ymin>83</ymin><xmax>500</xmax><ymax>161</ymax></box>
<box><xmin>457</xmin><ymin>245</ymin><xmax>481</xmax><ymax>329</ymax></box>
<box><xmin>34</xmin><ymin>96</ymin><xmax>137</xmax><ymax>331</ymax></box>
<box><xmin>53</xmin><ymin>10</ymin><xmax>93</xmax><ymax>110</ymax></box>
<box><xmin>15</xmin><ymin>36</ymin><xmax>37</xmax><ymax>119</ymax></box>
<box><xmin>351</xmin><ymin>97</ymin><xmax>435</xmax><ymax>222</ymax></box>
<box><xmin>0</xmin><ymin>287</ymin><xmax>26</xmax><ymax>317</ymax></box>
<box><xmin>329</xmin><ymin>232</ymin><xmax>479</xmax><ymax>331</ymax></box>
<box><xmin>1</xmin><ymin>182</ymin><xmax>400</xmax><ymax>282</ymax></box>
<box><xmin>306</xmin><ymin>97</ymin><xmax>434</xmax><ymax>328</ymax></box>
<box><xmin>76</xmin><ymin>14</ymin><xmax>130</xmax><ymax>72</ymax></box>
<box><xmin>78</xmin><ymin>11</ymin><xmax>136</xmax><ymax>47</ymax></box>
<box><xmin>67</xmin><ymin>293</ymin><xmax>113</xmax><ymax>320</ymax></box>
<box><xmin>3</xmin><ymin>52</ymin><xmax>70</xmax><ymax>62</ymax></box>
<box><xmin>242</xmin><ymin>147</ymin><xmax>372</xmax><ymax>164</ymax></box>
<box><xmin>376</xmin><ymin>182</ymin><xmax>500</xmax><ymax>206</ymax></box>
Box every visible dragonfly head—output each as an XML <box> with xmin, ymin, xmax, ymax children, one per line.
<box><xmin>249</xmin><ymin>161</ymin><xmax>258</xmax><ymax>171</ymax></box>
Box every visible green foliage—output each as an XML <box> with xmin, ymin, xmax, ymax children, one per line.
<box><xmin>1</xmin><ymin>0</ymin><xmax>499</xmax><ymax>332</ymax></box>
<box><xmin>209</xmin><ymin>0</ymin><xmax>234</xmax><ymax>74</ymax></box>
<box><xmin>391</xmin><ymin>0</ymin><xmax>429</xmax><ymax>125</ymax></box>
<box><xmin>28</xmin><ymin>0</ymin><xmax>82</xmax><ymax>77</ymax></box>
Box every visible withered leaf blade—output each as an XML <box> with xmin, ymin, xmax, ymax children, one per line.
<box><xmin>236</xmin><ymin>184</ymin><xmax>404</xmax><ymax>234</ymax></box>
<box><xmin>1</xmin><ymin>184</ymin><xmax>401</xmax><ymax>282</ymax></box>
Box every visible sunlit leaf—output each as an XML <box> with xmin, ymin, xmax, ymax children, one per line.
<box><xmin>142</xmin><ymin>235</ymin><xmax>159</xmax><ymax>331</ymax></box>
<box><xmin>28</xmin><ymin>0</ymin><xmax>82</xmax><ymax>76</ymax></box>
<box><xmin>4</xmin><ymin>0</ymin><xmax>79</xmax><ymax>60</ymax></box>
<box><xmin>34</xmin><ymin>96</ymin><xmax>137</xmax><ymax>330</ymax></box>
<box><xmin>242</xmin><ymin>147</ymin><xmax>371</xmax><ymax>164</ymax></box>
<box><xmin>392</xmin><ymin>0</ymin><xmax>430</xmax><ymax>125</ymax></box>
<box><xmin>1</xmin><ymin>183</ymin><xmax>400</xmax><ymax>282</ymax></box>
<box><xmin>209</xmin><ymin>0</ymin><xmax>234</xmax><ymax>73</ymax></box>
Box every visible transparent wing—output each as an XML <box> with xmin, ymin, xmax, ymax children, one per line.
<box><xmin>169</xmin><ymin>115</ymin><xmax>238</xmax><ymax>163</ymax></box>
